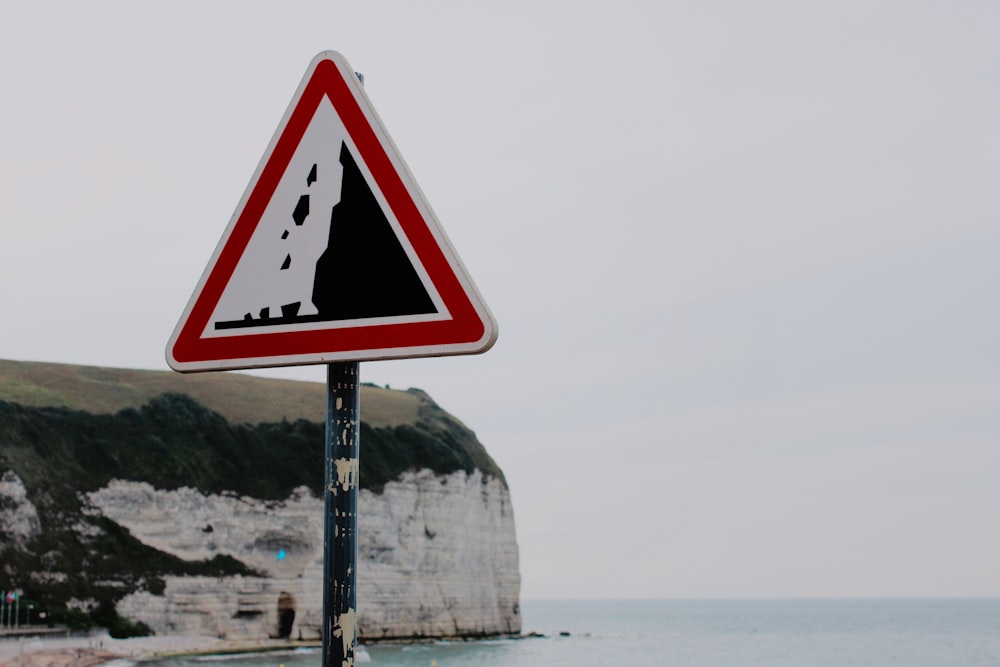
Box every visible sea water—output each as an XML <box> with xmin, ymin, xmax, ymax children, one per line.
<box><xmin>148</xmin><ymin>598</ymin><xmax>1000</xmax><ymax>667</ymax></box>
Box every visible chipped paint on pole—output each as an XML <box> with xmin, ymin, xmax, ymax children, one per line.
<box><xmin>335</xmin><ymin>457</ymin><xmax>360</xmax><ymax>491</ymax></box>
<box><xmin>324</xmin><ymin>362</ymin><xmax>359</xmax><ymax>667</ymax></box>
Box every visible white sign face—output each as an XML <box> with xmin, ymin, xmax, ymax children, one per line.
<box><xmin>167</xmin><ymin>51</ymin><xmax>496</xmax><ymax>372</ymax></box>
<box><xmin>205</xmin><ymin>101</ymin><xmax>446</xmax><ymax>337</ymax></box>
<box><xmin>210</xmin><ymin>103</ymin><xmax>348</xmax><ymax>330</ymax></box>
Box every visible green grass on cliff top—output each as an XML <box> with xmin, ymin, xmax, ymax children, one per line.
<box><xmin>0</xmin><ymin>358</ymin><xmax>420</xmax><ymax>427</ymax></box>
<box><xmin>0</xmin><ymin>358</ymin><xmax>504</xmax><ymax>492</ymax></box>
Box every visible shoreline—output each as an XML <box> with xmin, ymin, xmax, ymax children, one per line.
<box><xmin>0</xmin><ymin>633</ymin><xmax>317</xmax><ymax>667</ymax></box>
<box><xmin>0</xmin><ymin>631</ymin><xmax>530</xmax><ymax>666</ymax></box>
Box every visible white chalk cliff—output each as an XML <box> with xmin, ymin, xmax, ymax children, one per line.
<box><xmin>0</xmin><ymin>470</ymin><xmax>40</xmax><ymax>547</ymax></box>
<box><xmin>86</xmin><ymin>468</ymin><xmax>520</xmax><ymax>640</ymax></box>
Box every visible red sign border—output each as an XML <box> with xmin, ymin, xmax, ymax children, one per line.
<box><xmin>167</xmin><ymin>52</ymin><xmax>496</xmax><ymax>372</ymax></box>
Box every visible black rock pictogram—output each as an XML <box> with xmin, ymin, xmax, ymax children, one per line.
<box><xmin>215</xmin><ymin>144</ymin><xmax>436</xmax><ymax>331</ymax></box>
<box><xmin>311</xmin><ymin>143</ymin><xmax>436</xmax><ymax>321</ymax></box>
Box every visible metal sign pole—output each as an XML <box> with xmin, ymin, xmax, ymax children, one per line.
<box><xmin>323</xmin><ymin>361</ymin><xmax>360</xmax><ymax>666</ymax></box>
<box><xmin>323</xmin><ymin>70</ymin><xmax>365</xmax><ymax>667</ymax></box>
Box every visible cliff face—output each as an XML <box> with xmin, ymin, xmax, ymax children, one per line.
<box><xmin>0</xmin><ymin>470</ymin><xmax>40</xmax><ymax>547</ymax></box>
<box><xmin>0</xmin><ymin>360</ymin><xmax>520</xmax><ymax>640</ymax></box>
<box><xmin>88</xmin><ymin>470</ymin><xmax>519</xmax><ymax>640</ymax></box>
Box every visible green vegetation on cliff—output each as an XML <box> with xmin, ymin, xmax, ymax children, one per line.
<box><xmin>0</xmin><ymin>392</ymin><xmax>500</xmax><ymax>499</ymax></box>
<box><xmin>0</xmin><ymin>358</ymin><xmax>504</xmax><ymax>490</ymax></box>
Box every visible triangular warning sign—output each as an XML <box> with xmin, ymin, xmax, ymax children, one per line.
<box><xmin>167</xmin><ymin>51</ymin><xmax>497</xmax><ymax>372</ymax></box>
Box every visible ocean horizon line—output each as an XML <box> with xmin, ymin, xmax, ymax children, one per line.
<box><xmin>519</xmin><ymin>595</ymin><xmax>1000</xmax><ymax>602</ymax></box>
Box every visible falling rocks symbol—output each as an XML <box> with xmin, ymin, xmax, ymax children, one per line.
<box><xmin>215</xmin><ymin>142</ymin><xmax>436</xmax><ymax>330</ymax></box>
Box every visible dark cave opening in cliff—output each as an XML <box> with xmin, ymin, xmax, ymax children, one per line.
<box><xmin>277</xmin><ymin>591</ymin><xmax>296</xmax><ymax>639</ymax></box>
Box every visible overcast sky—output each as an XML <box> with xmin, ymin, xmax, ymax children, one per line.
<box><xmin>2</xmin><ymin>1</ymin><xmax>998</xmax><ymax>600</ymax></box>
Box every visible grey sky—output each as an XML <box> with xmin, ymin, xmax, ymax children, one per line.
<box><xmin>1</xmin><ymin>1</ymin><xmax>998</xmax><ymax>599</ymax></box>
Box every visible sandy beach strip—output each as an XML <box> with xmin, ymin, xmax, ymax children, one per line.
<box><xmin>0</xmin><ymin>633</ymin><xmax>316</xmax><ymax>667</ymax></box>
<box><xmin>0</xmin><ymin>647</ymin><xmax>123</xmax><ymax>667</ymax></box>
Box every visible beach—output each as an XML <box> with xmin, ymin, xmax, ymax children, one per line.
<box><xmin>0</xmin><ymin>633</ymin><xmax>316</xmax><ymax>667</ymax></box>
<box><xmin>4</xmin><ymin>600</ymin><xmax>1000</xmax><ymax>667</ymax></box>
